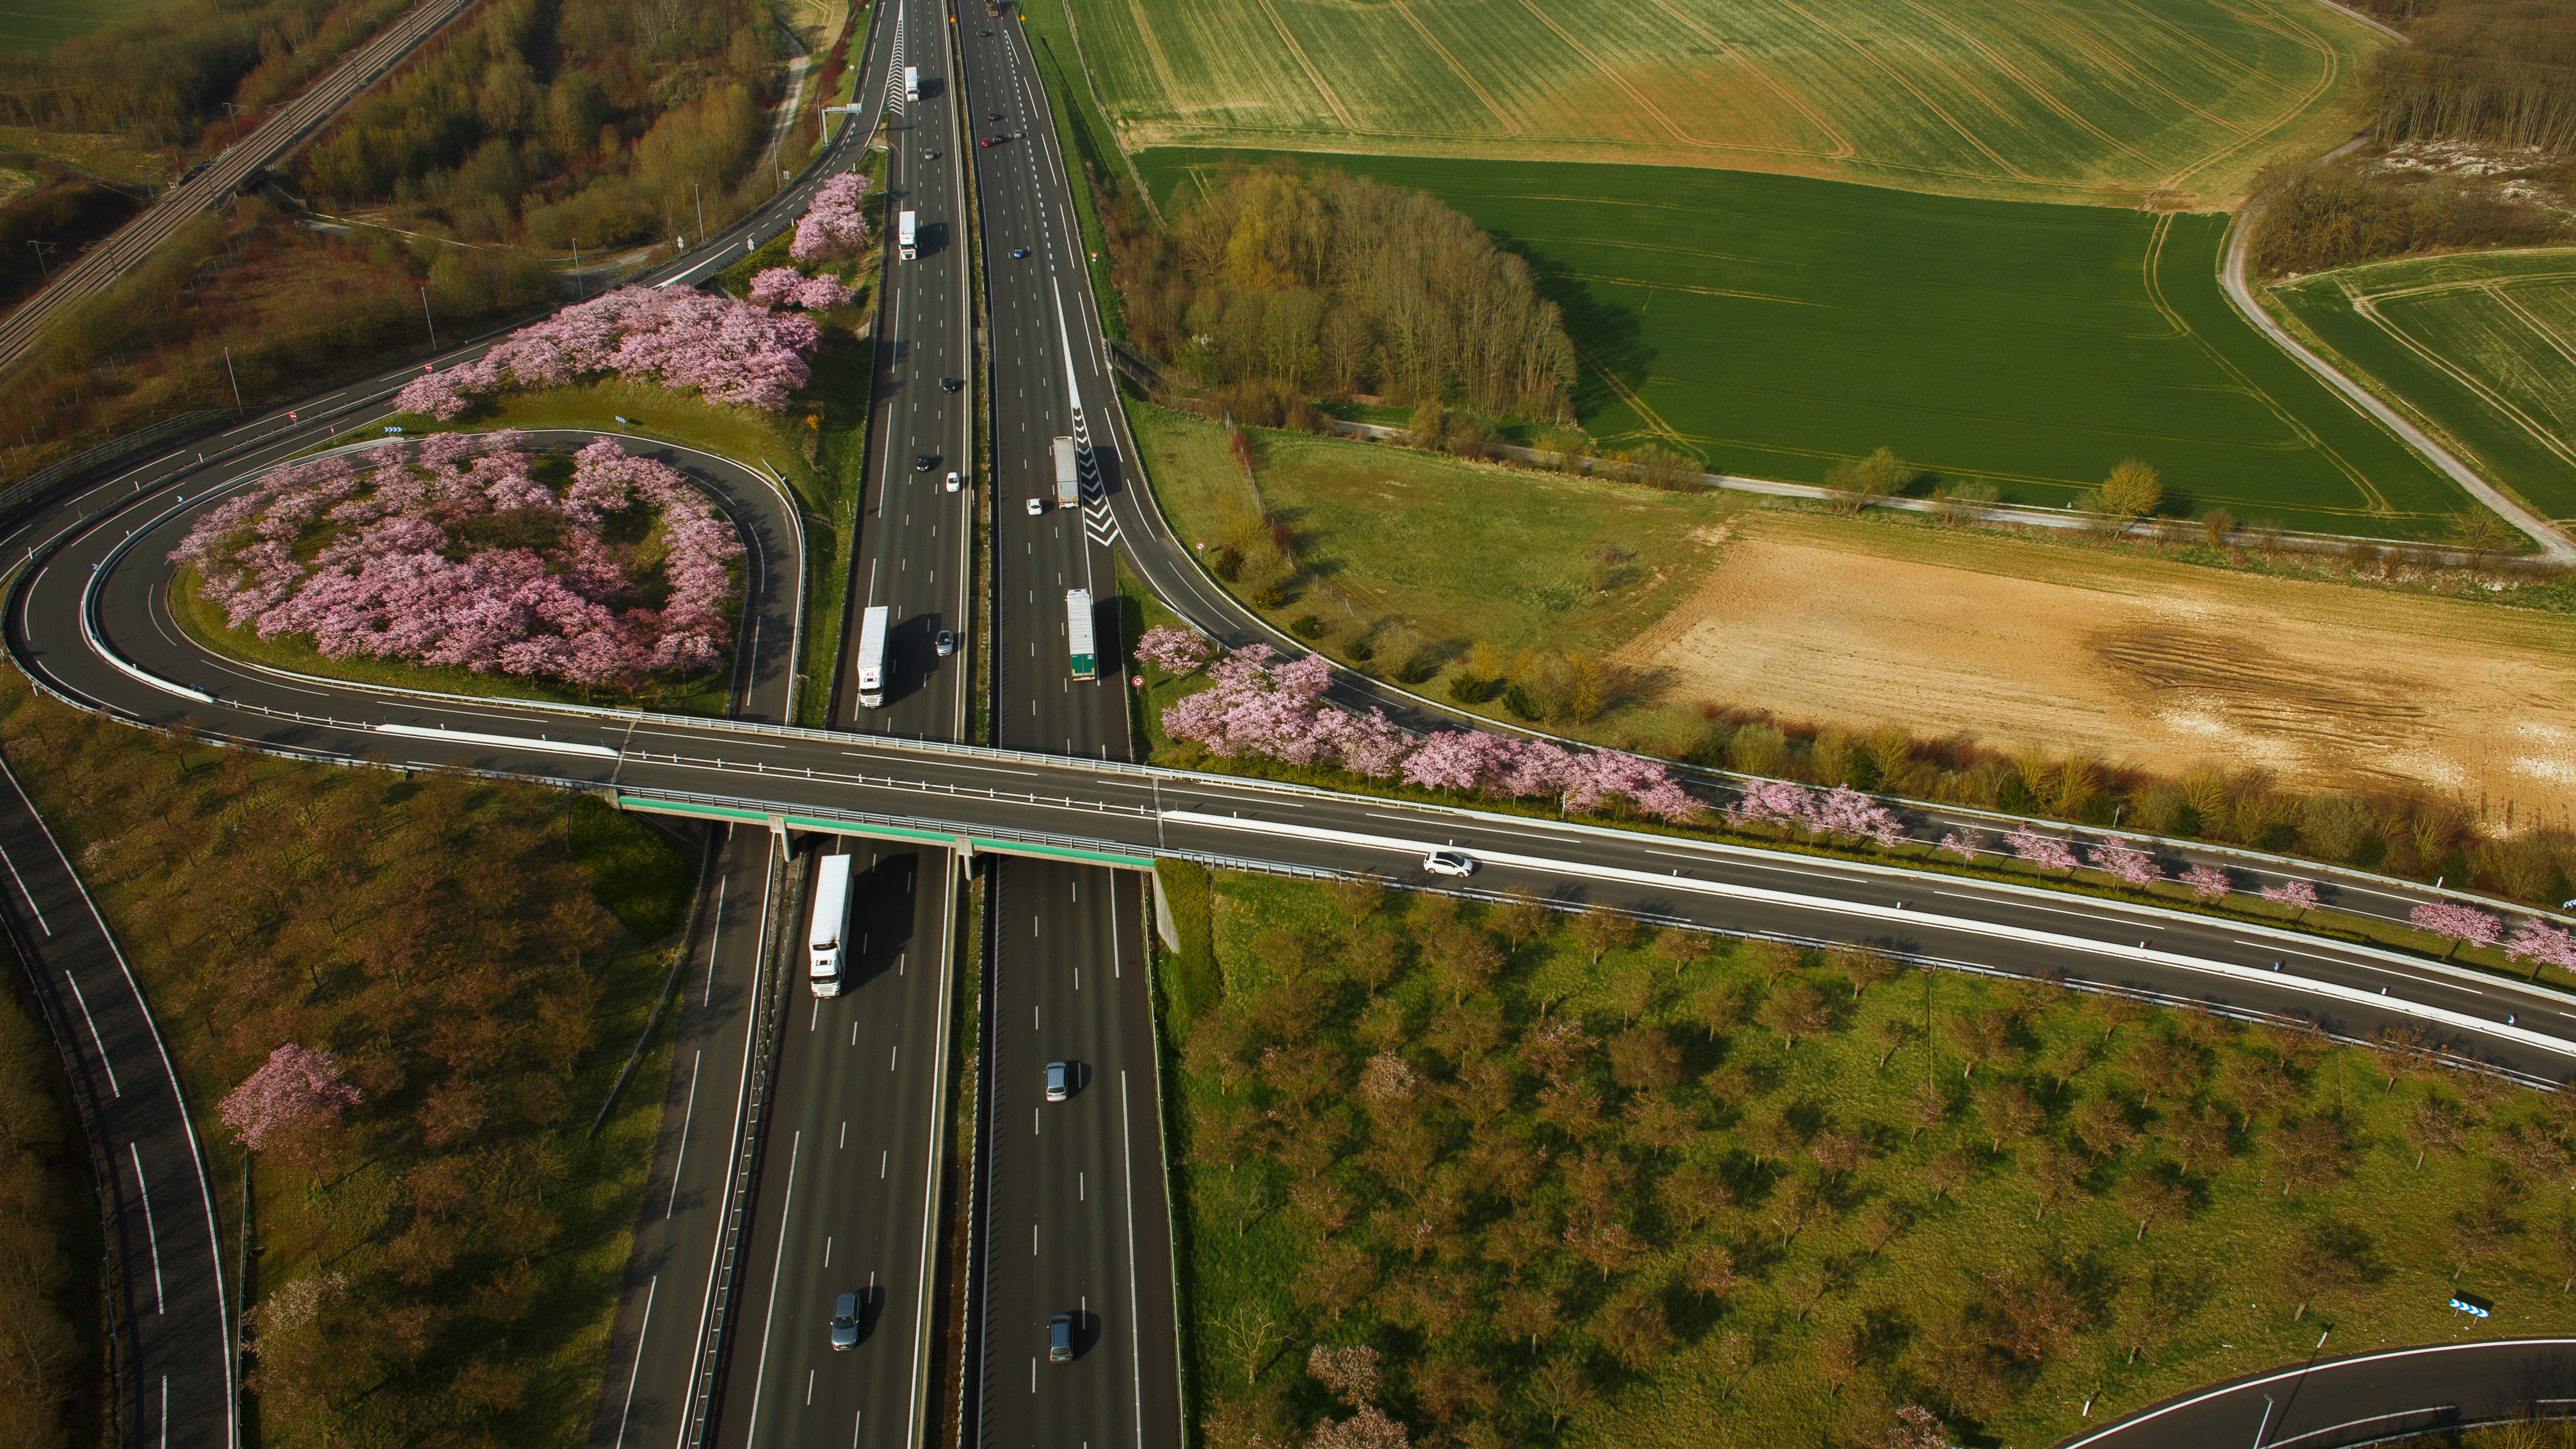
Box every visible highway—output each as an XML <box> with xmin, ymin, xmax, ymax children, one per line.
<box><xmin>9</xmin><ymin>5</ymin><xmax>2576</xmax><ymax>1442</ymax></box>
<box><xmin>0</xmin><ymin>0</ymin><xmax>490</xmax><ymax>373</ymax></box>
<box><xmin>2065</xmin><ymin>1338</ymin><xmax>2576</xmax><ymax>1448</ymax></box>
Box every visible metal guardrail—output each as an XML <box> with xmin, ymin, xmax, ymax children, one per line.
<box><xmin>683</xmin><ymin>841</ymin><xmax>796</xmax><ymax>1449</ymax></box>
<box><xmin>0</xmin><ymin>411</ymin><xmax>229</xmax><ymax>505</ymax></box>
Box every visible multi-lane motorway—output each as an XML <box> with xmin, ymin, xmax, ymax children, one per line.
<box><xmin>10</xmin><ymin>4</ymin><xmax>2576</xmax><ymax>1447</ymax></box>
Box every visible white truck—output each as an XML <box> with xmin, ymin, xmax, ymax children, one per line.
<box><xmin>903</xmin><ymin>65</ymin><xmax>919</xmax><ymax>102</ymax></box>
<box><xmin>1066</xmin><ymin>589</ymin><xmax>1096</xmax><ymax>680</ymax></box>
<box><xmin>1051</xmin><ymin>435</ymin><xmax>1078</xmax><ymax>507</ymax></box>
<box><xmin>898</xmin><ymin>209</ymin><xmax>917</xmax><ymax>261</ymax></box>
<box><xmin>856</xmin><ymin>604</ymin><xmax>889</xmax><ymax>708</ymax></box>
<box><xmin>809</xmin><ymin>853</ymin><xmax>852</xmax><ymax>998</ymax></box>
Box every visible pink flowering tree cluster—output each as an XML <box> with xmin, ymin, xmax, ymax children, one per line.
<box><xmin>1936</xmin><ymin>832</ymin><xmax>1981</xmax><ymax>862</ymax></box>
<box><xmin>1134</xmin><ymin>624</ymin><xmax>1214</xmax><ymax>676</ymax></box>
<box><xmin>392</xmin><ymin>285</ymin><xmax>824</xmax><ymax>419</ymax></box>
<box><xmin>2004</xmin><ymin>828</ymin><xmax>2080</xmax><ymax>873</ymax></box>
<box><xmin>1158</xmin><ymin>644</ymin><xmax>1701</xmax><ymax>822</ymax></box>
<box><xmin>2411</xmin><ymin>901</ymin><xmax>2503</xmax><ymax>959</ymax></box>
<box><xmin>2507</xmin><ymin>920</ymin><xmax>2576</xmax><ymax>977</ymax></box>
<box><xmin>1721</xmin><ymin>779</ymin><xmax>1902</xmax><ymax>847</ymax></box>
<box><xmin>2179</xmin><ymin>864</ymin><xmax>2232</xmax><ymax>901</ymax></box>
<box><xmin>791</xmin><ymin>172</ymin><xmax>873</xmax><ymax>265</ymax></box>
<box><xmin>746</xmin><ymin>267</ymin><xmax>855</xmax><ymax>311</ymax></box>
<box><xmin>171</xmin><ymin>435</ymin><xmax>744</xmax><ymax>688</ymax></box>
<box><xmin>220</xmin><ymin>1043</ymin><xmax>362</xmax><ymax>1155</ymax></box>
<box><xmin>2258</xmin><ymin>879</ymin><xmax>2319</xmax><ymax>916</ymax></box>
<box><xmin>2088</xmin><ymin>835</ymin><xmax>2160</xmax><ymax>889</ymax></box>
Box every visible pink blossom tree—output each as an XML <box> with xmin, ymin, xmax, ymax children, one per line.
<box><xmin>2179</xmin><ymin>864</ymin><xmax>2232</xmax><ymax>901</ymax></box>
<box><xmin>172</xmin><ymin>436</ymin><xmax>743</xmax><ymax>689</ymax></box>
<box><xmin>2004</xmin><ymin>828</ymin><xmax>2080</xmax><ymax>874</ymax></box>
<box><xmin>1811</xmin><ymin>785</ymin><xmax>1903</xmax><ymax>847</ymax></box>
<box><xmin>792</xmin><ymin>172</ymin><xmax>873</xmax><ymax>265</ymax></box>
<box><xmin>1728</xmin><ymin>780</ymin><xmax>1815</xmax><ymax>832</ymax></box>
<box><xmin>2258</xmin><ymin>879</ymin><xmax>2319</xmax><ymax>918</ymax></box>
<box><xmin>748</xmin><ymin>267</ymin><xmax>856</xmax><ymax>311</ymax></box>
<box><xmin>1936</xmin><ymin>832</ymin><xmax>1980</xmax><ymax>863</ymax></box>
<box><xmin>220</xmin><ymin>1043</ymin><xmax>362</xmax><ymax>1156</ymax></box>
<box><xmin>2088</xmin><ymin>835</ymin><xmax>2159</xmax><ymax>890</ymax></box>
<box><xmin>390</xmin><ymin>285</ymin><xmax>824</xmax><ymax>419</ymax></box>
<box><xmin>2411</xmin><ymin>901</ymin><xmax>2503</xmax><ymax>959</ymax></box>
<box><xmin>2506</xmin><ymin>920</ymin><xmax>2576</xmax><ymax>979</ymax></box>
<box><xmin>1133</xmin><ymin>625</ymin><xmax>1213</xmax><ymax>675</ymax></box>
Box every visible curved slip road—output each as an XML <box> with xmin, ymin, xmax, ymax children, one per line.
<box><xmin>2061</xmin><ymin>1337</ymin><xmax>2576</xmax><ymax>1448</ymax></box>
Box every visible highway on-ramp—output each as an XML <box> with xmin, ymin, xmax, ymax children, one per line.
<box><xmin>2061</xmin><ymin>1337</ymin><xmax>2576</xmax><ymax>1448</ymax></box>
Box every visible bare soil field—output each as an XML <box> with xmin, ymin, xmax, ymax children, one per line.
<box><xmin>1617</xmin><ymin>512</ymin><xmax>2576</xmax><ymax>826</ymax></box>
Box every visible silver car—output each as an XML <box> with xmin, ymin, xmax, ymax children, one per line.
<box><xmin>1422</xmin><ymin>850</ymin><xmax>1476</xmax><ymax>878</ymax></box>
<box><xmin>1045</xmin><ymin>1060</ymin><xmax>1070</xmax><ymax>1102</ymax></box>
<box><xmin>830</xmin><ymin>1291</ymin><xmax>860</xmax><ymax>1351</ymax></box>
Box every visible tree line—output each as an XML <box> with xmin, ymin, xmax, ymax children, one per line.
<box><xmin>2246</xmin><ymin>154</ymin><xmax>2567</xmax><ymax>276</ymax></box>
<box><xmin>1108</xmin><ymin>160</ymin><xmax>1577</xmax><ymax>422</ymax></box>
<box><xmin>1174</xmin><ymin>872</ymin><xmax>2576</xmax><ymax>1449</ymax></box>
<box><xmin>0</xmin><ymin>677</ymin><xmax>692</xmax><ymax>1443</ymax></box>
<box><xmin>294</xmin><ymin>0</ymin><xmax>781</xmax><ymax>250</ymax></box>
<box><xmin>2365</xmin><ymin>0</ymin><xmax>2576</xmax><ymax>154</ymax></box>
<box><xmin>0</xmin><ymin>0</ymin><xmax>405</xmax><ymax>148</ymax></box>
<box><xmin>0</xmin><ymin>954</ymin><xmax>90</xmax><ymax>1449</ymax></box>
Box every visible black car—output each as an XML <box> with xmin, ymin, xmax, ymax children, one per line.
<box><xmin>980</xmin><ymin>27</ymin><xmax>992</xmax><ymax>34</ymax></box>
<box><xmin>987</xmin><ymin>111</ymin><xmax>1004</xmax><ymax>122</ymax></box>
<box><xmin>1010</xmin><ymin>247</ymin><xmax>1029</xmax><ymax>259</ymax></box>
<box><xmin>941</xmin><ymin>376</ymin><xmax>963</xmax><ymax>392</ymax></box>
<box><xmin>914</xmin><ymin>453</ymin><xmax>936</xmax><ymax>471</ymax></box>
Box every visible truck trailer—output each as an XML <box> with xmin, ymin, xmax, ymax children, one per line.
<box><xmin>856</xmin><ymin>604</ymin><xmax>889</xmax><ymax>707</ymax></box>
<box><xmin>898</xmin><ymin>209</ymin><xmax>917</xmax><ymax>261</ymax></box>
<box><xmin>903</xmin><ymin>65</ymin><xmax>919</xmax><ymax>102</ymax></box>
<box><xmin>1051</xmin><ymin>435</ymin><xmax>1077</xmax><ymax>507</ymax></box>
<box><xmin>1066</xmin><ymin>589</ymin><xmax>1096</xmax><ymax>679</ymax></box>
<box><xmin>809</xmin><ymin>853</ymin><xmax>852</xmax><ymax>997</ymax></box>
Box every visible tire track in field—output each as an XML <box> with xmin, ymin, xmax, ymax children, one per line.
<box><xmin>1763</xmin><ymin>0</ymin><xmax>2036</xmax><ymax>182</ymax></box>
<box><xmin>1503</xmin><ymin>0</ymin><xmax>1723</xmax><ymax>151</ymax></box>
<box><xmin>1241</xmin><ymin>0</ymin><xmax>1360</xmax><ymax>130</ymax></box>
<box><xmin>1571</xmin><ymin>339</ymin><xmax>1688</xmax><ymax>445</ymax></box>
<box><xmin>2027</xmin><ymin>7</ymin><xmax>2256</xmax><ymax>144</ymax></box>
<box><xmin>2141</xmin><ymin>214</ymin><xmax>2391</xmax><ymax>513</ymax></box>
<box><xmin>1385</xmin><ymin>0</ymin><xmax>1523</xmax><ymax>137</ymax></box>
<box><xmin>1883</xmin><ymin>0</ymin><xmax>2162</xmax><ymax>173</ymax></box>
<box><xmin>2148</xmin><ymin>0</ymin><xmax>2343</xmax><ymax>200</ymax></box>
<box><xmin>1627</xmin><ymin>0</ymin><xmax>1854</xmax><ymax>159</ymax></box>
<box><xmin>1113</xmin><ymin>0</ymin><xmax>1190</xmax><ymax>119</ymax></box>
<box><xmin>2342</xmin><ymin>278</ymin><xmax>2576</xmax><ymax>475</ymax></box>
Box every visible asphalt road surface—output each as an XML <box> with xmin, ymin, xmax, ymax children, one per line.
<box><xmin>2062</xmin><ymin>1337</ymin><xmax>2576</xmax><ymax>1448</ymax></box>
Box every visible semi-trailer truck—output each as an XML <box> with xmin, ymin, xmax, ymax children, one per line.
<box><xmin>898</xmin><ymin>210</ymin><xmax>917</xmax><ymax>261</ymax></box>
<box><xmin>809</xmin><ymin>853</ymin><xmax>852</xmax><ymax>997</ymax></box>
<box><xmin>1051</xmin><ymin>435</ymin><xmax>1077</xmax><ymax>507</ymax></box>
<box><xmin>1066</xmin><ymin>589</ymin><xmax>1096</xmax><ymax>679</ymax></box>
<box><xmin>856</xmin><ymin>604</ymin><xmax>889</xmax><ymax>707</ymax></box>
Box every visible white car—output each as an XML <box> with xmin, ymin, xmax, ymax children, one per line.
<box><xmin>1025</xmin><ymin>497</ymin><xmax>1044</xmax><ymax>515</ymax></box>
<box><xmin>945</xmin><ymin>470</ymin><xmax>962</xmax><ymax>492</ymax></box>
<box><xmin>1422</xmin><ymin>850</ymin><xmax>1476</xmax><ymax>878</ymax></box>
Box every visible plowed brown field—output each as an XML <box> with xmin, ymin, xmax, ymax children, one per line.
<box><xmin>1616</xmin><ymin>513</ymin><xmax>2576</xmax><ymax>825</ymax></box>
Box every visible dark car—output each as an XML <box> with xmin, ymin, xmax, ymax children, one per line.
<box><xmin>914</xmin><ymin>453</ymin><xmax>936</xmax><ymax>471</ymax></box>
<box><xmin>1010</xmin><ymin>247</ymin><xmax>1030</xmax><ymax>259</ymax></box>
<box><xmin>830</xmin><ymin>1291</ymin><xmax>860</xmax><ymax>1351</ymax></box>
<box><xmin>941</xmin><ymin>376</ymin><xmax>963</xmax><ymax>392</ymax></box>
<box><xmin>987</xmin><ymin>111</ymin><xmax>1005</xmax><ymax>122</ymax></box>
<box><xmin>1048</xmin><ymin>1313</ymin><xmax>1074</xmax><ymax>1363</ymax></box>
<box><xmin>980</xmin><ymin>27</ymin><xmax>992</xmax><ymax>34</ymax></box>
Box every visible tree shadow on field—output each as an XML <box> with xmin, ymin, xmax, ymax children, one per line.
<box><xmin>1484</xmin><ymin>228</ymin><xmax>1651</xmax><ymax>430</ymax></box>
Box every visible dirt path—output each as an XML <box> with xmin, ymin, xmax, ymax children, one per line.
<box><xmin>1615</xmin><ymin>513</ymin><xmax>2576</xmax><ymax>828</ymax></box>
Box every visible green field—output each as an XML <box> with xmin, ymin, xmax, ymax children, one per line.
<box><xmin>1136</xmin><ymin>150</ymin><xmax>2472</xmax><ymax>538</ymax></box>
<box><xmin>2271</xmin><ymin>248</ymin><xmax>2576</xmax><ymax>527</ymax></box>
<box><xmin>1043</xmin><ymin>0</ymin><xmax>2381</xmax><ymax>208</ymax></box>
<box><xmin>1170</xmin><ymin>871</ymin><xmax>2576</xmax><ymax>1449</ymax></box>
<box><xmin>0</xmin><ymin>0</ymin><xmax>154</xmax><ymax>50</ymax></box>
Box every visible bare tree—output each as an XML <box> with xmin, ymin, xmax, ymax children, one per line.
<box><xmin>1524</xmin><ymin>1358</ymin><xmax>1594</xmax><ymax>1432</ymax></box>
<box><xmin>1573</xmin><ymin>902</ymin><xmax>1634</xmax><ymax>964</ymax></box>
<box><xmin>1211</xmin><ymin>1298</ymin><xmax>1284</xmax><ymax>1388</ymax></box>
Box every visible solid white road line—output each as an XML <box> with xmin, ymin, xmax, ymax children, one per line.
<box><xmin>374</xmin><ymin>722</ymin><xmax>618</xmax><ymax>758</ymax></box>
<box><xmin>130</xmin><ymin>1142</ymin><xmax>164</xmax><ymax>1313</ymax></box>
